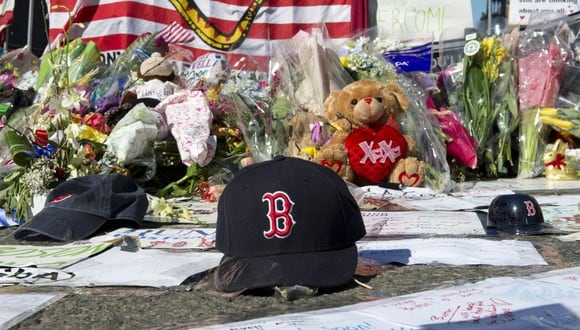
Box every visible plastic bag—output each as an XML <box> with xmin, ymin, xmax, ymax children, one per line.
<box><xmin>271</xmin><ymin>26</ymin><xmax>352</xmax><ymax>115</ymax></box>
<box><xmin>396</xmin><ymin>75</ymin><xmax>452</xmax><ymax>192</ymax></box>
<box><xmin>157</xmin><ymin>90</ymin><xmax>216</xmax><ymax>167</ymax></box>
<box><xmin>91</xmin><ymin>32</ymin><xmax>167</xmax><ymax>113</ymax></box>
<box><xmin>220</xmin><ymin>55</ymin><xmax>291</xmax><ymax>163</ymax></box>
<box><xmin>516</xmin><ymin>14</ymin><xmax>575</xmax><ymax>178</ymax></box>
<box><xmin>336</xmin><ymin>29</ymin><xmax>399</xmax><ymax>83</ymax></box>
<box><xmin>36</xmin><ymin>38</ymin><xmax>102</xmax><ymax>94</ymax></box>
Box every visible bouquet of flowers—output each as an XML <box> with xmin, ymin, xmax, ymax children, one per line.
<box><xmin>460</xmin><ymin>31</ymin><xmax>515</xmax><ymax>179</ymax></box>
<box><xmin>516</xmin><ymin>17</ymin><xmax>575</xmax><ymax>178</ymax></box>
<box><xmin>338</xmin><ymin>35</ymin><xmax>399</xmax><ymax>83</ymax></box>
<box><xmin>220</xmin><ymin>56</ymin><xmax>292</xmax><ymax>163</ymax></box>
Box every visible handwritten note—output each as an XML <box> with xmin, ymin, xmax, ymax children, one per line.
<box><xmin>361</xmin><ymin>186</ymin><xmax>480</xmax><ymax>211</ymax></box>
<box><xmin>376</xmin><ymin>0</ymin><xmax>474</xmax><ymax>41</ymax></box>
<box><xmin>362</xmin><ymin>211</ymin><xmax>488</xmax><ymax>236</ymax></box>
<box><xmin>542</xmin><ymin>204</ymin><xmax>580</xmax><ymax>232</ymax></box>
<box><xmin>200</xmin><ymin>267</ymin><xmax>580</xmax><ymax>330</ymax></box>
<box><xmin>103</xmin><ymin>227</ymin><xmax>216</xmax><ymax>250</ymax></box>
<box><xmin>508</xmin><ymin>0</ymin><xmax>580</xmax><ymax>25</ymax></box>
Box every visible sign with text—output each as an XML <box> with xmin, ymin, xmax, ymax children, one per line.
<box><xmin>376</xmin><ymin>0</ymin><xmax>474</xmax><ymax>41</ymax></box>
<box><xmin>509</xmin><ymin>0</ymin><xmax>580</xmax><ymax>25</ymax></box>
<box><xmin>203</xmin><ymin>267</ymin><xmax>580</xmax><ymax>330</ymax></box>
<box><xmin>0</xmin><ymin>242</ymin><xmax>112</xmax><ymax>268</ymax></box>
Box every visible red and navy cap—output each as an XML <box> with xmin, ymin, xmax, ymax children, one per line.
<box><xmin>215</xmin><ymin>156</ymin><xmax>366</xmax><ymax>292</ymax></box>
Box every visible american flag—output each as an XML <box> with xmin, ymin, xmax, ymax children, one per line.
<box><xmin>0</xmin><ymin>0</ymin><xmax>14</xmax><ymax>45</ymax></box>
<box><xmin>46</xmin><ymin>0</ymin><xmax>365</xmax><ymax>64</ymax></box>
<box><xmin>157</xmin><ymin>21</ymin><xmax>196</xmax><ymax>44</ymax></box>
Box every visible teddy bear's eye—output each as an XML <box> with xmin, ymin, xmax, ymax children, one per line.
<box><xmin>351</xmin><ymin>99</ymin><xmax>358</xmax><ymax>105</ymax></box>
<box><xmin>376</xmin><ymin>97</ymin><xmax>383</xmax><ymax>103</ymax></box>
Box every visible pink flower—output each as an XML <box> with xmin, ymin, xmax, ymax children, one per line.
<box><xmin>428</xmin><ymin>97</ymin><xmax>478</xmax><ymax>169</ymax></box>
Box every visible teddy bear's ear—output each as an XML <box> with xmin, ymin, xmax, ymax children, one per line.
<box><xmin>384</xmin><ymin>83</ymin><xmax>409</xmax><ymax>115</ymax></box>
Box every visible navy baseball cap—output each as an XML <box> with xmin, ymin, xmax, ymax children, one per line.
<box><xmin>214</xmin><ymin>156</ymin><xmax>366</xmax><ymax>293</ymax></box>
<box><xmin>14</xmin><ymin>173</ymin><xmax>148</xmax><ymax>242</ymax></box>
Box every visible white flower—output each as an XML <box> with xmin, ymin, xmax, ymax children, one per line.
<box><xmin>61</xmin><ymin>88</ymin><xmax>89</xmax><ymax>112</ymax></box>
<box><xmin>64</xmin><ymin>122</ymin><xmax>84</xmax><ymax>149</ymax></box>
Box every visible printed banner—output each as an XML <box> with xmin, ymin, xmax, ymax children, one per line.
<box><xmin>46</xmin><ymin>0</ymin><xmax>357</xmax><ymax>65</ymax></box>
<box><xmin>0</xmin><ymin>242</ymin><xmax>113</xmax><ymax>268</ymax></box>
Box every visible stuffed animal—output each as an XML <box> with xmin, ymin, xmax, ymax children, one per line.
<box><xmin>122</xmin><ymin>52</ymin><xmax>180</xmax><ymax>106</ymax></box>
<box><xmin>313</xmin><ymin>79</ymin><xmax>425</xmax><ymax>186</ymax></box>
<box><xmin>543</xmin><ymin>139</ymin><xmax>578</xmax><ymax>180</ymax></box>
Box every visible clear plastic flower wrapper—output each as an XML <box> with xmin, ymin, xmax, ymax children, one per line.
<box><xmin>395</xmin><ymin>75</ymin><xmax>452</xmax><ymax>192</ymax></box>
<box><xmin>36</xmin><ymin>38</ymin><xmax>102</xmax><ymax>95</ymax></box>
<box><xmin>220</xmin><ymin>55</ymin><xmax>291</xmax><ymax>163</ymax></box>
<box><xmin>270</xmin><ymin>27</ymin><xmax>353</xmax><ymax>160</ymax></box>
<box><xmin>540</xmin><ymin>62</ymin><xmax>580</xmax><ymax>140</ymax></box>
<box><xmin>516</xmin><ymin>14</ymin><xmax>575</xmax><ymax>178</ymax></box>
<box><xmin>418</xmin><ymin>72</ymin><xmax>478</xmax><ymax>171</ymax></box>
<box><xmin>458</xmin><ymin>27</ymin><xmax>521</xmax><ymax>180</ymax></box>
<box><xmin>90</xmin><ymin>31</ymin><xmax>168</xmax><ymax>113</ymax></box>
<box><xmin>337</xmin><ymin>30</ymin><xmax>399</xmax><ymax>84</ymax></box>
<box><xmin>272</xmin><ymin>27</ymin><xmax>354</xmax><ymax>115</ymax></box>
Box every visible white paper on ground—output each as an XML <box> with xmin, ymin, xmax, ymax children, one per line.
<box><xmin>0</xmin><ymin>293</ymin><xmax>66</xmax><ymax>330</ymax></box>
<box><xmin>99</xmin><ymin>227</ymin><xmax>217</xmax><ymax>249</ymax></box>
<box><xmin>361</xmin><ymin>186</ymin><xmax>480</xmax><ymax>211</ymax></box>
<box><xmin>357</xmin><ymin>238</ymin><xmax>547</xmax><ymax>266</ymax></box>
<box><xmin>33</xmin><ymin>246</ymin><xmax>223</xmax><ymax>287</ymax></box>
<box><xmin>198</xmin><ymin>267</ymin><xmax>580</xmax><ymax>330</ymax></box>
<box><xmin>362</xmin><ymin>211</ymin><xmax>488</xmax><ymax>236</ymax></box>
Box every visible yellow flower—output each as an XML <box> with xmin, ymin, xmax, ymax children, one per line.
<box><xmin>481</xmin><ymin>37</ymin><xmax>494</xmax><ymax>58</ymax></box>
<box><xmin>340</xmin><ymin>56</ymin><xmax>349</xmax><ymax>68</ymax></box>
<box><xmin>540</xmin><ymin>116</ymin><xmax>574</xmax><ymax>130</ymax></box>
<box><xmin>495</xmin><ymin>47</ymin><xmax>508</xmax><ymax>62</ymax></box>
<box><xmin>483</xmin><ymin>61</ymin><xmax>499</xmax><ymax>82</ymax></box>
<box><xmin>540</xmin><ymin>107</ymin><xmax>559</xmax><ymax>116</ymax></box>
<box><xmin>206</xmin><ymin>88</ymin><xmax>217</xmax><ymax>101</ymax></box>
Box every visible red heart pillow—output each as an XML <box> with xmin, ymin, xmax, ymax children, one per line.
<box><xmin>345</xmin><ymin>125</ymin><xmax>407</xmax><ymax>183</ymax></box>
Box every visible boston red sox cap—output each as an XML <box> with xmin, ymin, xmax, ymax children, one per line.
<box><xmin>14</xmin><ymin>173</ymin><xmax>148</xmax><ymax>242</ymax></box>
<box><xmin>487</xmin><ymin>193</ymin><xmax>562</xmax><ymax>235</ymax></box>
<box><xmin>214</xmin><ymin>156</ymin><xmax>366</xmax><ymax>293</ymax></box>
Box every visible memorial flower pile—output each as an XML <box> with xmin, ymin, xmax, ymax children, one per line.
<box><xmin>0</xmin><ymin>12</ymin><xmax>579</xmax><ymax>224</ymax></box>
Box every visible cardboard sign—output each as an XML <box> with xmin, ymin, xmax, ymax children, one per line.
<box><xmin>376</xmin><ymin>0</ymin><xmax>474</xmax><ymax>41</ymax></box>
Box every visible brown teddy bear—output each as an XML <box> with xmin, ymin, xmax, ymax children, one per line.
<box><xmin>122</xmin><ymin>52</ymin><xmax>180</xmax><ymax>106</ymax></box>
<box><xmin>313</xmin><ymin>79</ymin><xmax>425</xmax><ymax>187</ymax></box>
